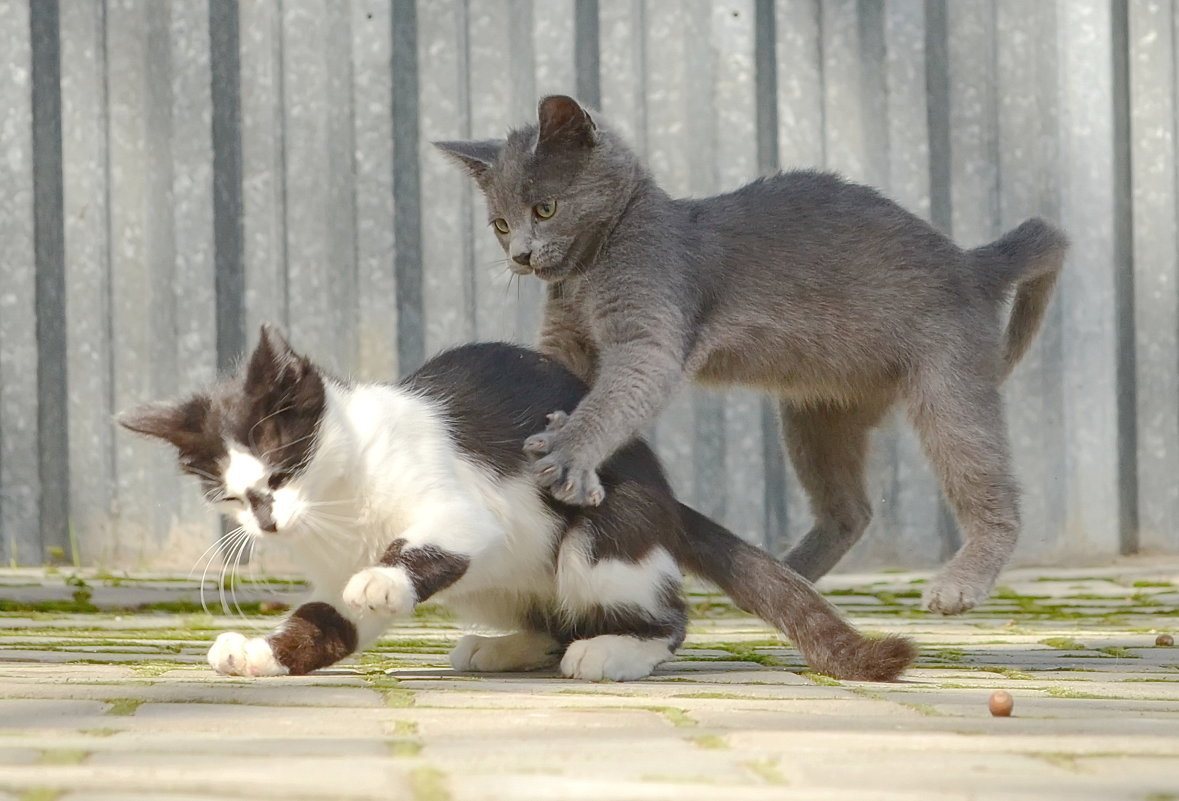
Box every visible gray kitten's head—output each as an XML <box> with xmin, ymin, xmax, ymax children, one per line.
<box><xmin>435</xmin><ymin>95</ymin><xmax>643</xmax><ymax>282</ymax></box>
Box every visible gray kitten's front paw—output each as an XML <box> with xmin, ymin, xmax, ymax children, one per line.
<box><xmin>522</xmin><ymin>411</ymin><xmax>570</xmax><ymax>456</ymax></box>
<box><xmin>540</xmin><ymin>459</ymin><xmax>605</xmax><ymax>506</ymax></box>
<box><xmin>523</xmin><ymin>411</ymin><xmax>606</xmax><ymax>506</ymax></box>
<box><xmin>921</xmin><ymin>570</ymin><xmax>995</xmax><ymax>615</ymax></box>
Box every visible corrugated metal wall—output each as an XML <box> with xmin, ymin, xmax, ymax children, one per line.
<box><xmin>0</xmin><ymin>0</ymin><xmax>1167</xmax><ymax>572</ymax></box>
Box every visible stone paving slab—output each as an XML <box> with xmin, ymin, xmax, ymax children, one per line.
<box><xmin>1</xmin><ymin>560</ymin><xmax>1178</xmax><ymax>800</ymax></box>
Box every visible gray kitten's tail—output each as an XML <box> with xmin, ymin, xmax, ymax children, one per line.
<box><xmin>673</xmin><ymin>503</ymin><xmax>916</xmax><ymax>682</ymax></box>
<box><xmin>971</xmin><ymin>218</ymin><xmax>1068</xmax><ymax>380</ymax></box>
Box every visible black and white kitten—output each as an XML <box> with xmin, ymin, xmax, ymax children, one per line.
<box><xmin>118</xmin><ymin>327</ymin><xmax>914</xmax><ymax>681</ymax></box>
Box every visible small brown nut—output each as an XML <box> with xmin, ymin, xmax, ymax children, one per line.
<box><xmin>258</xmin><ymin>601</ymin><xmax>289</xmax><ymax>614</ymax></box>
<box><xmin>1156</xmin><ymin>633</ymin><xmax>1174</xmax><ymax>647</ymax></box>
<box><xmin>988</xmin><ymin>690</ymin><xmax>1014</xmax><ymax>717</ymax></box>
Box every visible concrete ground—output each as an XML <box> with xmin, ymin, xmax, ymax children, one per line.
<box><xmin>0</xmin><ymin>559</ymin><xmax>1177</xmax><ymax>801</ymax></box>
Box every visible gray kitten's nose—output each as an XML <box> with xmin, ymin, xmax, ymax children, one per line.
<box><xmin>512</xmin><ymin>251</ymin><xmax>531</xmax><ymax>266</ymax></box>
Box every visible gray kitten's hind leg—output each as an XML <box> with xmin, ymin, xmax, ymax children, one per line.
<box><xmin>778</xmin><ymin>398</ymin><xmax>890</xmax><ymax>582</ymax></box>
<box><xmin>908</xmin><ymin>368</ymin><xmax>1018</xmax><ymax>615</ymax></box>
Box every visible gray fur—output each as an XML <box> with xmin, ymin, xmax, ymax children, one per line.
<box><xmin>435</xmin><ymin>95</ymin><xmax>1067</xmax><ymax>615</ymax></box>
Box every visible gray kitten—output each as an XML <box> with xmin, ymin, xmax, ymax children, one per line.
<box><xmin>436</xmin><ymin>95</ymin><xmax>1066</xmax><ymax>615</ymax></box>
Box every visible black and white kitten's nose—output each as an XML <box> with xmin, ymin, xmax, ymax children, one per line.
<box><xmin>247</xmin><ymin>490</ymin><xmax>278</xmax><ymax>533</ymax></box>
<box><xmin>511</xmin><ymin>250</ymin><xmax>532</xmax><ymax>266</ymax></box>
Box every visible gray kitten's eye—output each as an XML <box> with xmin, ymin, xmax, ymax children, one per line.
<box><xmin>534</xmin><ymin>200</ymin><xmax>557</xmax><ymax>220</ymax></box>
<box><xmin>492</xmin><ymin>218</ymin><xmax>510</xmax><ymax>234</ymax></box>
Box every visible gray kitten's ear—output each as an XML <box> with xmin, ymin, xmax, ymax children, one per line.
<box><xmin>117</xmin><ymin>396</ymin><xmax>210</xmax><ymax>449</ymax></box>
<box><xmin>433</xmin><ymin>139</ymin><xmax>503</xmax><ymax>180</ymax></box>
<box><xmin>536</xmin><ymin>95</ymin><xmax>595</xmax><ymax>153</ymax></box>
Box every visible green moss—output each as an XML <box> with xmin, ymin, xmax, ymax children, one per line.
<box><xmin>383</xmin><ymin>688</ymin><xmax>417</xmax><ymax>708</ymax></box>
<box><xmin>130</xmin><ymin>660</ymin><xmax>185</xmax><ymax>677</ymax></box>
<box><xmin>801</xmin><ymin>671</ymin><xmax>842</xmax><ymax>687</ymax></box>
<box><xmin>960</xmin><ymin>666</ymin><xmax>1032</xmax><ymax>681</ymax></box>
<box><xmin>358</xmin><ymin>660</ymin><xmax>417</xmax><ymax>708</ymax></box>
<box><xmin>1097</xmin><ymin>646</ymin><xmax>1140</xmax><ymax>659</ymax></box>
<box><xmin>37</xmin><ymin>749</ymin><xmax>88</xmax><ymax>766</ymax></box>
<box><xmin>872</xmin><ymin>590</ymin><xmax>922</xmax><ymax>604</ymax></box>
<box><xmin>411</xmin><ymin>603</ymin><xmax>456</xmax><ymax>622</ymax></box>
<box><xmin>1045</xmin><ymin>686</ymin><xmax>1098</xmax><ymax>699</ymax></box>
<box><xmin>642</xmin><ymin>706</ymin><xmax>695</xmax><ymax>728</ymax></box>
<box><xmin>79</xmin><ymin>728</ymin><xmax>120</xmax><ymax>737</ymax></box>
<box><xmin>389</xmin><ymin>739</ymin><xmax>423</xmax><ymax>757</ymax></box>
<box><xmin>371</xmin><ymin>638</ymin><xmax>452</xmax><ymax>654</ymax></box>
<box><xmin>19</xmin><ymin>789</ymin><xmax>63</xmax><ymax>801</ymax></box>
<box><xmin>104</xmin><ymin>698</ymin><xmax>144</xmax><ymax>716</ymax></box>
<box><xmin>923</xmin><ymin>648</ymin><xmax>966</xmax><ymax>662</ymax></box>
<box><xmin>744</xmin><ymin>759</ymin><xmax>789</xmax><ymax>785</ymax></box>
<box><xmin>688</xmin><ymin>734</ymin><xmax>728</xmax><ymax>749</ymax></box>
<box><xmin>1131</xmin><ymin>580</ymin><xmax>1173</xmax><ymax>589</ymax></box>
<box><xmin>392</xmin><ymin>720</ymin><xmax>419</xmax><ymax>736</ymax></box>
<box><xmin>669</xmin><ymin>691</ymin><xmax>751</xmax><ymax>700</ymax></box>
<box><xmin>688</xmin><ymin>596</ymin><xmax>754</xmax><ymax>619</ymax></box>
<box><xmin>1040</xmin><ymin>637</ymin><xmax>1085</xmax><ymax>650</ymax></box>
<box><xmin>0</xmin><ymin>599</ymin><xmax>99</xmax><ymax>614</ymax></box>
<box><xmin>898</xmin><ymin>701</ymin><xmax>942</xmax><ymax>717</ymax></box>
<box><xmin>681</xmin><ymin>641</ymin><xmax>787</xmax><ymax>667</ymax></box>
<box><xmin>409</xmin><ymin>768</ymin><xmax>451</xmax><ymax>801</ymax></box>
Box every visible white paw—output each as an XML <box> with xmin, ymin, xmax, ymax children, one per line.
<box><xmin>343</xmin><ymin>566</ymin><xmax>416</xmax><ymax>615</ymax></box>
<box><xmin>449</xmin><ymin>631</ymin><xmax>560</xmax><ymax>673</ymax></box>
<box><xmin>560</xmin><ymin>635</ymin><xmax>671</xmax><ymax>682</ymax></box>
<box><xmin>207</xmin><ymin>632</ymin><xmax>288</xmax><ymax>677</ymax></box>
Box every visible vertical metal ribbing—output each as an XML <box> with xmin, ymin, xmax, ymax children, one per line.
<box><xmin>31</xmin><ymin>0</ymin><xmax>70</xmax><ymax>561</ymax></box>
<box><xmin>392</xmin><ymin>0</ymin><xmax>423</xmax><ymax>375</ymax></box>
<box><xmin>210</xmin><ymin>0</ymin><xmax>246</xmax><ymax>373</ymax></box>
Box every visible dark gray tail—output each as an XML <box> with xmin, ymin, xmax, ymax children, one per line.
<box><xmin>673</xmin><ymin>503</ymin><xmax>916</xmax><ymax>682</ymax></box>
<box><xmin>970</xmin><ymin>218</ymin><xmax>1068</xmax><ymax>380</ymax></box>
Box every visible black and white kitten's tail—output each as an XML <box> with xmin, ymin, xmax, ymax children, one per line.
<box><xmin>971</xmin><ymin>217</ymin><xmax>1068</xmax><ymax>380</ymax></box>
<box><xmin>674</xmin><ymin>503</ymin><xmax>917</xmax><ymax>682</ymax></box>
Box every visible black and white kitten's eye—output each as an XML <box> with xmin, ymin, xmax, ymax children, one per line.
<box><xmin>533</xmin><ymin>200</ymin><xmax>557</xmax><ymax>220</ymax></box>
<box><xmin>492</xmin><ymin>218</ymin><xmax>510</xmax><ymax>234</ymax></box>
<box><xmin>220</xmin><ymin>495</ymin><xmax>243</xmax><ymax>506</ymax></box>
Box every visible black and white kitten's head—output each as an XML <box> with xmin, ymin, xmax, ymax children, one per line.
<box><xmin>435</xmin><ymin>95</ymin><xmax>644</xmax><ymax>282</ymax></box>
<box><xmin>118</xmin><ymin>326</ymin><xmax>335</xmax><ymax>539</ymax></box>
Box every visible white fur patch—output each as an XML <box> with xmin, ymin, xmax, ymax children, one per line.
<box><xmin>343</xmin><ymin>566</ymin><xmax>417</xmax><ymax>615</ymax></box>
<box><xmin>207</xmin><ymin>631</ymin><xmax>288</xmax><ymax>677</ymax></box>
<box><xmin>224</xmin><ymin>447</ymin><xmax>266</xmax><ymax>497</ymax></box>
<box><xmin>560</xmin><ymin>635</ymin><xmax>672</xmax><ymax>681</ymax></box>
<box><xmin>449</xmin><ymin>631</ymin><xmax>560</xmax><ymax>672</ymax></box>
<box><xmin>440</xmin><ymin>472</ymin><xmax>561</xmax><ymax>629</ymax></box>
<box><xmin>556</xmin><ymin>527</ymin><xmax>680</xmax><ymax>613</ymax></box>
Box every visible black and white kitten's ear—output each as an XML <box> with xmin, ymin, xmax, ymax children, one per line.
<box><xmin>433</xmin><ymin>139</ymin><xmax>504</xmax><ymax>181</ymax></box>
<box><xmin>536</xmin><ymin>95</ymin><xmax>596</xmax><ymax>153</ymax></box>
<box><xmin>245</xmin><ymin>325</ymin><xmax>324</xmax><ymax>414</ymax></box>
<box><xmin>247</xmin><ymin>324</ymin><xmax>302</xmax><ymax>384</ymax></box>
<box><xmin>117</xmin><ymin>396</ymin><xmax>211</xmax><ymax>450</ymax></box>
